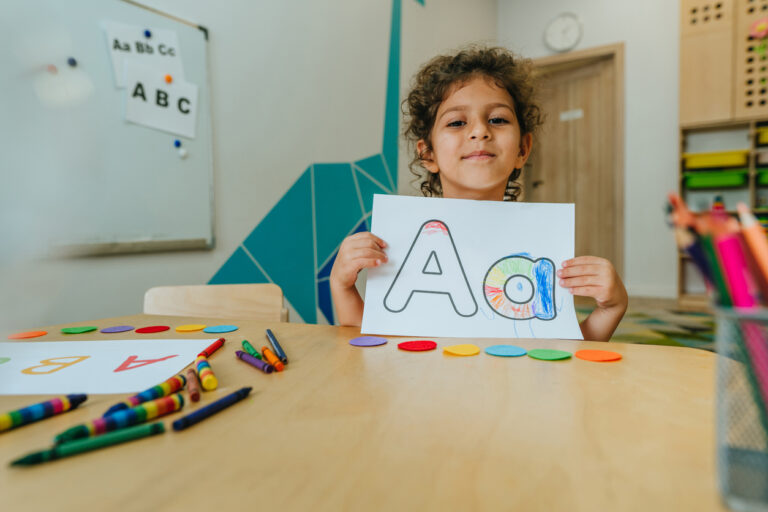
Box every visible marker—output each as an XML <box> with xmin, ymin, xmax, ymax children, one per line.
<box><xmin>172</xmin><ymin>387</ymin><xmax>252</xmax><ymax>431</ymax></box>
<box><xmin>103</xmin><ymin>374</ymin><xmax>186</xmax><ymax>416</ymax></box>
<box><xmin>12</xmin><ymin>422</ymin><xmax>165</xmax><ymax>466</ymax></box>
<box><xmin>198</xmin><ymin>338</ymin><xmax>225</xmax><ymax>358</ymax></box>
<box><xmin>262</xmin><ymin>346</ymin><xmax>284</xmax><ymax>372</ymax></box>
<box><xmin>1</xmin><ymin>395</ymin><xmax>87</xmax><ymax>433</ymax></box>
<box><xmin>241</xmin><ymin>339</ymin><xmax>262</xmax><ymax>359</ymax></box>
<box><xmin>195</xmin><ymin>355</ymin><xmax>218</xmax><ymax>391</ymax></box>
<box><xmin>185</xmin><ymin>368</ymin><xmax>201</xmax><ymax>402</ymax></box>
<box><xmin>235</xmin><ymin>350</ymin><xmax>274</xmax><ymax>374</ymax></box>
<box><xmin>265</xmin><ymin>329</ymin><xmax>287</xmax><ymax>364</ymax></box>
<box><xmin>55</xmin><ymin>393</ymin><xmax>183</xmax><ymax>444</ymax></box>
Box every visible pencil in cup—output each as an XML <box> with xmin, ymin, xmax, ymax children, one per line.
<box><xmin>1</xmin><ymin>394</ymin><xmax>87</xmax><ymax>433</ymax></box>
<box><xmin>103</xmin><ymin>374</ymin><xmax>186</xmax><ymax>416</ymax></box>
<box><xmin>54</xmin><ymin>393</ymin><xmax>183</xmax><ymax>444</ymax></box>
<box><xmin>195</xmin><ymin>355</ymin><xmax>218</xmax><ymax>391</ymax></box>
<box><xmin>12</xmin><ymin>422</ymin><xmax>165</xmax><ymax>466</ymax></box>
<box><xmin>173</xmin><ymin>387</ymin><xmax>252</xmax><ymax>431</ymax></box>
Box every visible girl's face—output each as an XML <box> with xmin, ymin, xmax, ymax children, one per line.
<box><xmin>417</xmin><ymin>76</ymin><xmax>532</xmax><ymax>201</ymax></box>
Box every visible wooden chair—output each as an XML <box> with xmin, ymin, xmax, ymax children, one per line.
<box><xmin>143</xmin><ymin>284</ymin><xmax>288</xmax><ymax>322</ymax></box>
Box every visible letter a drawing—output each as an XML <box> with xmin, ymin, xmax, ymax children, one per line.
<box><xmin>384</xmin><ymin>220</ymin><xmax>477</xmax><ymax>316</ymax></box>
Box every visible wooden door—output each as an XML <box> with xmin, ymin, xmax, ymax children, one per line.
<box><xmin>522</xmin><ymin>54</ymin><xmax>623</xmax><ymax>277</ymax></box>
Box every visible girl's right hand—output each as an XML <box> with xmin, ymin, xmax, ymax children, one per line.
<box><xmin>330</xmin><ymin>232</ymin><xmax>388</xmax><ymax>289</ymax></box>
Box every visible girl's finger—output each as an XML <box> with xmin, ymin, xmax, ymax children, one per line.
<box><xmin>351</xmin><ymin>248</ymin><xmax>388</xmax><ymax>262</ymax></box>
<box><xmin>567</xmin><ymin>285</ymin><xmax>602</xmax><ymax>297</ymax></box>
<box><xmin>557</xmin><ymin>264</ymin><xmax>604</xmax><ymax>279</ymax></box>
<box><xmin>560</xmin><ymin>276</ymin><xmax>601</xmax><ymax>289</ymax></box>
<box><xmin>562</xmin><ymin>256</ymin><xmax>606</xmax><ymax>268</ymax></box>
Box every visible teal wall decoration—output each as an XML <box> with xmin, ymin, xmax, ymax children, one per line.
<box><xmin>210</xmin><ymin>0</ymin><xmax>424</xmax><ymax>324</ymax></box>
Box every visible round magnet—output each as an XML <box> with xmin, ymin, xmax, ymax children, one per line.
<box><xmin>67</xmin><ymin>57</ymin><xmax>77</xmax><ymax>67</ymax></box>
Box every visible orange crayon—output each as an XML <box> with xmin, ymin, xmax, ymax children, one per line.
<box><xmin>262</xmin><ymin>347</ymin><xmax>284</xmax><ymax>372</ymax></box>
<box><xmin>185</xmin><ymin>368</ymin><xmax>201</xmax><ymax>402</ymax></box>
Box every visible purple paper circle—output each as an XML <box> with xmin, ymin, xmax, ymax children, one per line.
<box><xmin>350</xmin><ymin>336</ymin><xmax>388</xmax><ymax>347</ymax></box>
<box><xmin>100</xmin><ymin>325</ymin><xmax>135</xmax><ymax>333</ymax></box>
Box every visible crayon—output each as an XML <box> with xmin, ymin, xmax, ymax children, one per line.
<box><xmin>235</xmin><ymin>350</ymin><xmax>274</xmax><ymax>374</ymax></box>
<box><xmin>242</xmin><ymin>339</ymin><xmax>262</xmax><ymax>359</ymax></box>
<box><xmin>12</xmin><ymin>422</ymin><xmax>165</xmax><ymax>466</ymax></box>
<box><xmin>199</xmin><ymin>338</ymin><xmax>225</xmax><ymax>358</ymax></box>
<box><xmin>172</xmin><ymin>387</ymin><xmax>252</xmax><ymax>431</ymax></box>
<box><xmin>185</xmin><ymin>368</ymin><xmax>201</xmax><ymax>402</ymax></box>
<box><xmin>196</xmin><ymin>355</ymin><xmax>218</xmax><ymax>391</ymax></box>
<box><xmin>0</xmin><ymin>394</ymin><xmax>87</xmax><ymax>433</ymax></box>
<box><xmin>55</xmin><ymin>393</ymin><xmax>183</xmax><ymax>444</ymax></box>
<box><xmin>103</xmin><ymin>374</ymin><xmax>185</xmax><ymax>417</ymax></box>
<box><xmin>262</xmin><ymin>346</ymin><xmax>284</xmax><ymax>372</ymax></box>
<box><xmin>266</xmin><ymin>329</ymin><xmax>288</xmax><ymax>364</ymax></box>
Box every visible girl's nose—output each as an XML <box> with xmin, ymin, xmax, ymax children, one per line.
<box><xmin>469</xmin><ymin>121</ymin><xmax>490</xmax><ymax>140</ymax></box>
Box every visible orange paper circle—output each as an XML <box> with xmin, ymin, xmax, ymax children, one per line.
<box><xmin>574</xmin><ymin>349</ymin><xmax>622</xmax><ymax>362</ymax></box>
<box><xmin>8</xmin><ymin>330</ymin><xmax>47</xmax><ymax>340</ymax></box>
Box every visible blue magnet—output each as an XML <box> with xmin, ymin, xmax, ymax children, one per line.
<box><xmin>144</xmin><ymin>29</ymin><xmax>152</xmax><ymax>38</ymax></box>
<box><xmin>67</xmin><ymin>57</ymin><xmax>77</xmax><ymax>67</ymax></box>
<box><xmin>174</xmin><ymin>139</ymin><xmax>181</xmax><ymax>148</ymax></box>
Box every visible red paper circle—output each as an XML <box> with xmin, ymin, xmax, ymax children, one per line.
<box><xmin>398</xmin><ymin>340</ymin><xmax>437</xmax><ymax>352</ymax></box>
<box><xmin>135</xmin><ymin>325</ymin><xmax>170</xmax><ymax>334</ymax></box>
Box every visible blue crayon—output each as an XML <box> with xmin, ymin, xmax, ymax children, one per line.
<box><xmin>265</xmin><ymin>329</ymin><xmax>287</xmax><ymax>364</ymax></box>
<box><xmin>173</xmin><ymin>387</ymin><xmax>251</xmax><ymax>431</ymax></box>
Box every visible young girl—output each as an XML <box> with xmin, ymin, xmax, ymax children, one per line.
<box><xmin>330</xmin><ymin>46</ymin><xmax>627</xmax><ymax>341</ymax></box>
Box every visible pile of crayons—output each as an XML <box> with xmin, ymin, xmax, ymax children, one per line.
<box><xmin>2</xmin><ymin>333</ymin><xmax>274</xmax><ymax>466</ymax></box>
<box><xmin>235</xmin><ymin>328</ymin><xmax>288</xmax><ymax>374</ymax></box>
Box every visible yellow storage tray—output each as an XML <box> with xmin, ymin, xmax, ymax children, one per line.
<box><xmin>758</xmin><ymin>127</ymin><xmax>768</xmax><ymax>145</ymax></box>
<box><xmin>683</xmin><ymin>150</ymin><xmax>750</xmax><ymax>169</ymax></box>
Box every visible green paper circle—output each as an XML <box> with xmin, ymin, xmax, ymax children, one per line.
<box><xmin>61</xmin><ymin>326</ymin><xmax>98</xmax><ymax>334</ymax></box>
<box><xmin>527</xmin><ymin>348</ymin><xmax>572</xmax><ymax>361</ymax></box>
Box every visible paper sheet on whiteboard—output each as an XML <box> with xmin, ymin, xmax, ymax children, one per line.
<box><xmin>361</xmin><ymin>195</ymin><xmax>583</xmax><ymax>340</ymax></box>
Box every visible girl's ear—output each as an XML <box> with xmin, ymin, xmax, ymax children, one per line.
<box><xmin>515</xmin><ymin>133</ymin><xmax>533</xmax><ymax>169</ymax></box>
<box><xmin>417</xmin><ymin>139</ymin><xmax>439</xmax><ymax>174</ymax></box>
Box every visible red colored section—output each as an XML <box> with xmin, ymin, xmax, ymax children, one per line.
<box><xmin>398</xmin><ymin>340</ymin><xmax>438</xmax><ymax>352</ymax></box>
<box><xmin>423</xmin><ymin>221</ymin><xmax>448</xmax><ymax>234</ymax></box>
<box><xmin>113</xmin><ymin>354</ymin><xmax>178</xmax><ymax>372</ymax></box>
<box><xmin>135</xmin><ymin>325</ymin><xmax>170</xmax><ymax>334</ymax></box>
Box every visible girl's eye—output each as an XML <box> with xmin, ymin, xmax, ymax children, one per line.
<box><xmin>489</xmin><ymin>117</ymin><xmax>509</xmax><ymax>125</ymax></box>
<box><xmin>447</xmin><ymin>120</ymin><xmax>465</xmax><ymax>127</ymax></box>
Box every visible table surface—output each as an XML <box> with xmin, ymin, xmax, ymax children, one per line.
<box><xmin>0</xmin><ymin>314</ymin><xmax>727</xmax><ymax>511</ymax></box>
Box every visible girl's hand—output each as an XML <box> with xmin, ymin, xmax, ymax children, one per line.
<box><xmin>330</xmin><ymin>232</ymin><xmax>388</xmax><ymax>290</ymax></box>
<box><xmin>557</xmin><ymin>256</ymin><xmax>628</xmax><ymax>311</ymax></box>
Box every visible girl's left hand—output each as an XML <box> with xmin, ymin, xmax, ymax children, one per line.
<box><xmin>556</xmin><ymin>256</ymin><xmax>628</xmax><ymax>310</ymax></box>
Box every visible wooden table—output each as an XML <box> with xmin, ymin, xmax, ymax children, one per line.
<box><xmin>1</xmin><ymin>314</ymin><xmax>727</xmax><ymax>511</ymax></box>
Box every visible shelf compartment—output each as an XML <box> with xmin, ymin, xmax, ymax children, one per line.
<box><xmin>682</xmin><ymin>150</ymin><xmax>750</xmax><ymax>169</ymax></box>
<box><xmin>683</xmin><ymin>169</ymin><xmax>748</xmax><ymax>189</ymax></box>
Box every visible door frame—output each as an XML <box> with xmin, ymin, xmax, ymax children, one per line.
<box><xmin>531</xmin><ymin>42</ymin><xmax>625</xmax><ymax>277</ymax></box>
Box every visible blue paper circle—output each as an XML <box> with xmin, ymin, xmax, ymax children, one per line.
<box><xmin>485</xmin><ymin>345</ymin><xmax>527</xmax><ymax>357</ymax></box>
<box><xmin>203</xmin><ymin>325</ymin><xmax>238</xmax><ymax>334</ymax></box>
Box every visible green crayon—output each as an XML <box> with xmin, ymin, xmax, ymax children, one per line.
<box><xmin>11</xmin><ymin>422</ymin><xmax>165</xmax><ymax>466</ymax></box>
<box><xmin>242</xmin><ymin>340</ymin><xmax>262</xmax><ymax>360</ymax></box>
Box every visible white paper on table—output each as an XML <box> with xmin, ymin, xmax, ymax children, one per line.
<box><xmin>124</xmin><ymin>61</ymin><xmax>199</xmax><ymax>138</ymax></box>
<box><xmin>361</xmin><ymin>195</ymin><xmax>583</xmax><ymax>340</ymax></box>
<box><xmin>0</xmin><ymin>339</ymin><xmax>215</xmax><ymax>395</ymax></box>
<box><xmin>102</xmin><ymin>21</ymin><xmax>185</xmax><ymax>88</ymax></box>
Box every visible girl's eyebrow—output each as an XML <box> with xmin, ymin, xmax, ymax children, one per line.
<box><xmin>438</xmin><ymin>102</ymin><xmax>515</xmax><ymax>120</ymax></box>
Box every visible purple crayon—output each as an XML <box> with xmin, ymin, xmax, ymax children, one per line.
<box><xmin>235</xmin><ymin>350</ymin><xmax>274</xmax><ymax>374</ymax></box>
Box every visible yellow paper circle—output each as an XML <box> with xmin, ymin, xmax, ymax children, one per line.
<box><xmin>176</xmin><ymin>324</ymin><xmax>207</xmax><ymax>333</ymax></box>
<box><xmin>443</xmin><ymin>344</ymin><xmax>480</xmax><ymax>356</ymax></box>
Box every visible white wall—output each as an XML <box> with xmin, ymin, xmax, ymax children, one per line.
<box><xmin>1</xmin><ymin>0</ymin><xmax>498</xmax><ymax>330</ymax></box>
<box><xmin>497</xmin><ymin>0</ymin><xmax>680</xmax><ymax>298</ymax></box>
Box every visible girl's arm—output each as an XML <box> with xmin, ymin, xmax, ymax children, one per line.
<box><xmin>557</xmin><ymin>256</ymin><xmax>628</xmax><ymax>341</ymax></box>
<box><xmin>329</xmin><ymin>232</ymin><xmax>388</xmax><ymax>327</ymax></box>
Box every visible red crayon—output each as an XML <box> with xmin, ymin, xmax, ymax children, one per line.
<box><xmin>185</xmin><ymin>368</ymin><xmax>201</xmax><ymax>402</ymax></box>
<box><xmin>198</xmin><ymin>338</ymin><xmax>225</xmax><ymax>358</ymax></box>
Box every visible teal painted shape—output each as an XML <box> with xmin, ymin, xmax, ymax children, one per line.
<box><xmin>314</xmin><ymin>163</ymin><xmax>361</xmax><ymax>266</ymax></box>
<box><xmin>317</xmin><ymin>279</ymin><xmax>334</xmax><ymax>325</ymax></box>
<box><xmin>242</xmin><ymin>170</ymin><xmax>317</xmax><ymax>323</ymax></box>
<box><xmin>317</xmin><ymin>219</ymin><xmax>368</xmax><ymax>280</ymax></box>
<box><xmin>355</xmin><ymin>155</ymin><xmax>392</xmax><ymax>193</ymax></box>
<box><xmin>382</xmin><ymin>0</ymin><xmax>401</xmax><ymax>188</ymax></box>
<box><xmin>355</xmin><ymin>169</ymin><xmax>390</xmax><ymax>215</ymax></box>
<box><xmin>210</xmin><ymin>246</ymin><xmax>269</xmax><ymax>285</ymax></box>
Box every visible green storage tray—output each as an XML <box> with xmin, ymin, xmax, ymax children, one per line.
<box><xmin>758</xmin><ymin>171</ymin><xmax>768</xmax><ymax>186</ymax></box>
<box><xmin>684</xmin><ymin>170</ymin><xmax>748</xmax><ymax>189</ymax></box>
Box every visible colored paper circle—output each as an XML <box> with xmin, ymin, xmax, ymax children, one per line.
<box><xmin>101</xmin><ymin>325</ymin><xmax>134</xmax><ymax>334</ymax></box>
<box><xmin>575</xmin><ymin>349</ymin><xmax>622</xmax><ymax>362</ymax></box>
<box><xmin>203</xmin><ymin>325</ymin><xmax>238</xmax><ymax>334</ymax></box>
<box><xmin>398</xmin><ymin>340</ymin><xmax>437</xmax><ymax>352</ymax></box>
<box><xmin>443</xmin><ymin>344</ymin><xmax>480</xmax><ymax>356</ymax></box>
<box><xmin>135</xmin><ymin>325</ymin><xmax>170</xmax><ymax>334</ymax></box>
<box><xmin>61</xmin><ymin>326</ymin><xmax>97</xmax><ymax>334</ymax></box>
<box><xmin>176</xmin><ymin>324</ymin><xmax>206</xmax><ymax>333</ymax></box>
<box><xmin>527</xmin><ymin>348</ymin><xmax>572</xmax><ymax>361</ymax></box>
<box><xmin>8</xmin><ymin>330</ymin><xmax>47</xmax><ymax>340</ymax></box>
<box><xmin>349</xmin><ymin>336</ymin><xmax>388</xmax><ymax>347</ymax></box>
<box><xmin>485</xmin><ymin>345</ymin><xmax>527</xmax><ymax>357</ymax></box>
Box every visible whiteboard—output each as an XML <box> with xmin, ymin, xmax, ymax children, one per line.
<box><xmin>0</xmin><ymin>0</ymin><xmax>213</xmax><ymax>255</ymax></box>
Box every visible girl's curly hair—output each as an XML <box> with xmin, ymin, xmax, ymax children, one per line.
<box><xmin>402</xmin><ymin>46</ymin><xmax>543</xmax><ymax>201</ymax></box>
